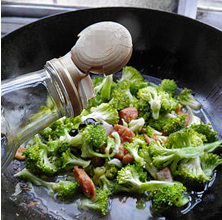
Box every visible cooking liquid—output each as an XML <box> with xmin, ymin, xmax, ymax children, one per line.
<box><xmin>3</xmin><ymin>75</ymin><xmax>220</xmax><ymax>220</ymax></box>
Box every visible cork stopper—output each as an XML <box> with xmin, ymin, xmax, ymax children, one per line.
<box><xmin>48</xmin><ymin>21</ymin><xmax>133</xmax><ymax>115</ymax></box>
<box><xmin>71</xmin><ymin>21</ymin><xmax>133</xmax><ymax>75</ymax></box>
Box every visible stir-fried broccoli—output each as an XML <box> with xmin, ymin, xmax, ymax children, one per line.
<box><xmin>149</xmin><ymin>140</ymin><xmax>204</xmax><ymax>172</ymax></box>
<box><xmin>40</xmin><ymin>110</ymin><xmax>89</xmax><ymax>141</ymax></box>
<box><xmin>200</xmin><ymin>152</ymin><xmax>222</xmax><ymax>177</ymax></box>
<box><xmin>78</xmin><ymin>189</ymin><xmax>109</xmax><ymax>216</ymax></box>
<box><xmin>177</xmin><ymin>88</ymin><xmax>201</xmax><ymax>110</ymax></box>
<box><xmin>167</xmin><ymin>128</ymin><xmax>206</xmax><ymax>149</ymax></box>
<box><xmin>88</xmin><ymin>75</ymin><xmax>116</xmax><ymax>108</ymax></box>
<box><xmin>148</xmin><ymin>183</ymin><xmax>188</xmax><ymax>209</ymax></box>
<box><xmin>109</xmin><ymin>80</ymin><xmax>138</xmax><ymax>110</ymax></box>
<box><xmin>160</xmin><ymin>79</ymin><xmax>177</xmax><ymax>97</ymax></box>
<box><xmin>111</xmin><ymin>65</ymin><xmax>149</xmax><ymax>98</ymax></box>
<box><xmin>115</xmin><ymin>164</ymin><xmax>188</xmax><ymax>208</ymax></box>
<box><xmin>23</xmin><ymin>135</ymin><xmax>58</xmax><ymax>175</ymax></box>
<box><xmin>81</xmin><ymin>124</ymin><xmax>108</xmax><ymax>158</ymax></box>
<box><xmin>128</xmin><ymin>118</ymin><xmax>145</xmax><ymax>133</ymax></box>
<box><xmin>15</xmin><ymin>66</ymin><xmax>222</xmax><ymax>215</ymax></box>
<box><xmin>104</xmin><ymin>132</ymin><xmax>121</xmax><ymax>159</ymax></box>
<box><xmin>15</xmin><ymin>168</ymin><xmax>79</xmax><ymax>198</ymax></box>
<box><xmin>61</xmin><ymin>149</ymin><xmax>91</xmax><ymax>169</ymax></box>
<box><xmin>119</xmin><ymin>66</ymin><xmax>143</xmax><ymax>83</ymax></box>
<box><xmin>81</xmin><ymin>103</ymin><xmax>119</xmax><ymax>125</ymax></box>
<box><xmin>203</xmin><ymin>140</ymin><xmax>222</xmax><ymax>153</ymax></box>
<box><xmin>136</xmin><ymin>100</ymin><xmax>151</xmax><ymax>122</ymax></box>
<box><xmin>139</xmin><ymin>146</ymin><xmax>159</xmax><ymax>179</ymax></box>
<box><xmin>138</xmin><ymin>86</ymin><xmax>178</xmax><ymax>119</ymax></box>
<box><xmin>175</xmin><ymin>153</ymin><xmax>222</xmax><ymax>184</ymax></box>
<box><xmin>175</xmin><ymin>156</ymin><xmax>211</xmax><ymax>183</ymax></box>
<box><xmin>190</xmin><ymin>123</ymin><xmax>218</xmax><ymax>143</ymax></box>
<box><xmin>146</xmin><ymin>125</ymin><xmax>162</xmax><ymax>138</ymax></box>
<box><xmin>148</xmin><ymin>113</ymin><xmax>187</xmax><ymax>135</ymax></box>
<box><xmin>130</xmin><ymin>80</ymin><xmax>149</xmax><ymax>97</ymax></box>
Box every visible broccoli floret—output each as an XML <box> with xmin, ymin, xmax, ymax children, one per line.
<box><xmin>124</xmin><ymin>142</ymin><xmax>142</xmax><ymax>167</ymax></box>
<box><xmin>94</xmin><ymin>75</ymin><xmax>114</xmax><ymax>101</ymax></box>
<box><xmin>78</xmin><ymin>189</ymin><xmax>109</xmax><ymax>216</ymax></box>
<box><xmin>109</xmin><ymin>80</ymin><xmax>138</xmax><ymax>110</ymax></box>
<box><xmin>138</xmin><ymin>86</ymin><xmax>161</xmax><ymax>119</ymax></box>
<box><xmin>93</xmin><ymin>166</ymin><xmax>106</xmax><ymax>185</ymax></box>
<box><xmin>47</xmin><ymin>130</ymin><xmax>83</xmax><ymax>154</ymax></box>
<box><xmin>138</xmin><ymin>87</ymin><xmax>178</xmax><ymax>119</ymax></box>
<box><xmin>116</xmin><ymin>164</ymin><xmax>185</xmax><ymax>195</ymax></box>
<box><xmin>103</xmin><ymin>161</ymin><xmax>119</xmax><ymax>180</ymax></box>
<box><xmin>175</xmin><ymin>156</ymin><xmax>211</xmax><ymax>183</ymax></box>
<box><xmin>167</xmin><ymin>128</ymin><xmax>206</xmax><ymax>149</ymax></box>
<box><xmin>99</xmin><ymin>175</ymin><xmax>116</xmax><ymax>195</ymax></box>
<box><xmin>82</xmin><ymin>125</ymin><xmax>107</xmax><ymax>150</ymax></box>
<box><xmin>92</xmin><ymin>76</ymin><xmax>104</xmax><ymax>87</ymax></box>
<box><xmin>128</xmin><ymin>118</ymin><xmax>145</xmax><ymax>133</ymax></box>
<box><xmin>130</xmin><ymin>81</ymin><xmax>149</xmax><ymax>97</ymax></box>
<box><xmin>80</xmin><ymin>124</ymin><xmax>108</xmax><ymax>158</ymax></box>
<box><xmin>119</xmin><ymin>66</ymin><xmax>143</xmax><ymax>83</ymax></box>
<box><xmin>136</xmin><ymin>100</ymin><xmax>151</xmax><ymax>122</ymax></box>
<box><xmin>139</xmin><ymin>146</ymin><xmax>159</xmax><ymax>179</ymax></box>
<box><xmin>23</xmin><ymin>135</ymin><xmax>58</xmax><ymax>175</ymax></box>
<box><xmin>160</xmin><ymin>79</ymin><xmax>177</xmax><ymax>96</ymax></box>
<box><xmin>175</xmin><ymin>152</ymin><xmax>222</xmax><ymax>184</ymax></box>
<box><xmin>177</xmin><ymin>88</ymin><xmax>201</xmax><ymax>110</ymax></box>
<box><xmin>15</xmin><ymin>168</ymin><xmax>79</xmax><ymax>198</ymax></box>
<box><xmin>88</xmin><ymin>75</ymin><xmax>116</xmax><ymax>108</ymax></box>
<box><xmin>84</xmin><ymin>164</ymin><xmax>95</xmax><ymax>177</ymax></box>
<box><xmin>149</xmin><ymin>140</ymin><xmax>204</xmax><ymax>172</ymax></box>
<box><xmin>81</xmin><ymin>103</ymin><xmax>119</xmax><ymax>125</ymax></box>
<box><xmin>162</xmin><ymin>114</ymin><xmax>187</xmax><ymax>135</ymax></box>
<box><xmin>203</xmin><ymin>140</ymin><xmax>222</xmax><ymax>153</ymax></box>
<box><xmin>61</xmin><ymin>149</ymin><xmax>91</xmax><ymax>169</ymax></box>
<box><xmin>104</xmin><ymin>132</ymin><xmax>121</xmax><ymax>159</ymax></box>
<box><xmin>123</xmin><ymin>137</ymin><xmax>147</xmax><ymax>167</ymax></box>
<box><xmin>148</xmin><ymin>183</ymin><xmax>188</xmax><ymax>209</ymax></box>
<box><xmin>200</xmin><ymin>152</ymin><xmax>222</xmax><ymax>177</ymax></box>
<box><xmin>148</xmin><ymin>113</ymin><xmax>186</xmax><ymax>134</ymax></box>
<box><xmin>190</xmin><ymin>123</ymin><xmax>218</xmax><ymax>143</ymax></box>
<box><xmin>148</xmin><ymin>115</ymin><xmax>169</xmax><ymax>131</ymax></box>
<box><xmin>146</xmin><ymin>125</ymin><xmax>162</xmax><ymax>138</ymax></box>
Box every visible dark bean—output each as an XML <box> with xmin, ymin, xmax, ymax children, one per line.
<box><xmin>85</xmin><ymin>118</ymin><xmax>97</xmax><ymax>124</ymax></box>
<box><xmin>78</xmin><ymin>118</ymin><xmax>97</xmax><ymax>130</ymax></box>
<box><xmin>78</xmin><ymin>122</ymin><xmax>87</xmax><ymax>130</ymax></box>
<box><xmin>69</xmin><ymin>129</ymin><xmax>78</xmax><ymax>137</ymax></box>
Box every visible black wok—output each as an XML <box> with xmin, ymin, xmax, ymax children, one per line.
<box><xmin>1</xmin><ymin>7</ymin><xmax>222</xmax><ymax>220</ymax></box>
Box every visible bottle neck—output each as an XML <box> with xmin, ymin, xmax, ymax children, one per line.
<box><xmin>45</xmin><ymin>52</ymin><xmax>95</xmax><ymax>117</ymax></box>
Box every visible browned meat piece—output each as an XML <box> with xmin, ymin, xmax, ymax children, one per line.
<box><xmin>73</xmin><ymin>166</ymin><xmax>96</xmax><ymax>200</ymax></box>
<box><xmin>113</xmin><ymin>124</ymin><xmax>135</xmax><ymax>143</ymax></box>
<box><xmin>119</xmin><ymin>107</ymin><xmax>138</xmax><ymax>123</ymax></box>
<box><xmin>156</xmin><ymin>167</ymin><xmax>173</xmax><ymax>182</ymax></box>
<box><xmin>122</xmin><ymin>153</ymin><xmax>134</xmax><ymax>164</ymax></box>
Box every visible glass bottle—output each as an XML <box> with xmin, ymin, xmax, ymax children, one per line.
<box><xmin>1</xmin><ymin>21</ymin><xmax>132</xmax><ymax>171</ymax></box>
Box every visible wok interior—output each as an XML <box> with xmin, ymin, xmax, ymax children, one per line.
<box><xmin>1</xmin><ymin>7</ymin><xmax>222</xmax><ymax>220</ymax></box>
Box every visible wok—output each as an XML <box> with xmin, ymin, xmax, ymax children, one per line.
<box><xmin>1</xmin><ymin>7</ymin><xmax>222</xmax><ymax>220</ymax></box>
